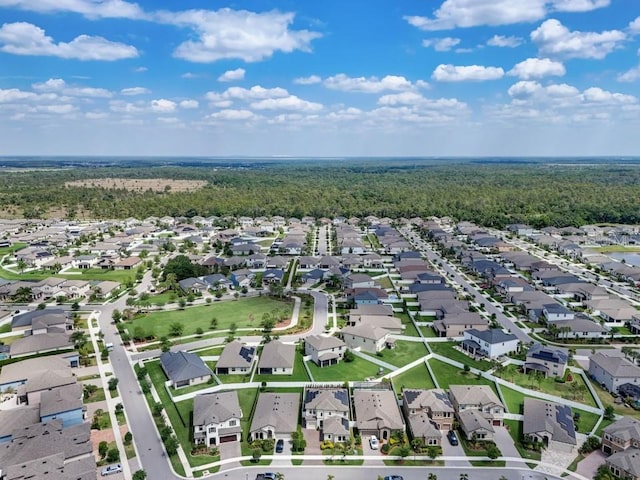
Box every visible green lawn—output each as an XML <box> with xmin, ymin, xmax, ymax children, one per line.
<box><xmin>376</xmin><ymin>276</ymin><xmax>393</xmax><ymax>290</ymax></box>
<box><xmin>0</xmin><ymin>242</ymin><xmax>27</xmax><ymax>255</ymax></box>
<box><xmin>495</xmin><ymin>365</ymin><xmax>597</xmax><ymax>408</ymax></box>
<box><xmin>253</xmin><ymin>351</ymin><xmax>310</xmax><ymax>383</ymax></box>
<box><xmin>592</xmin><ymin>381</ymin><xmax>640</xmax><ymax>418</ymax></box>
<box><xmin>372</xmin><ymin>341</ymin><xmax>429</xmax><ymax>367</ymax></box>
<box><xmin>429</xmin><ymin>341</ymin><xmax>493</xmax><ymax>371</ymax></box>
<box><xmin>595</xmin><ymin>417</ymin><xmax>615</xmax><ymax>437</ymax></box>
<box><xmin>573</xmin><ymin>409</ymin><xmax>601</xmax><ymax>435</ymax></box>
<box><xmin>418</xmin><ymin>326</ymin><xmax>438</xmax><ymax>338</ymax></box>
<box><xmin>500</xmin><ymin>385</ymin><xmax>526</xmax><ymax>414</ymax></box>
<box><xmin>396</xmin><ymin>312</ymin><xmax>420</xmax><ymax>337</ymax></box>
<box><xmin>503</xmin><ymin>419</ymin><xmax>542</xmax><ymax>461</ymax></box>
<box><xmin>126</xmin><ymin>296</ymin><xmax>293</xmax><ymax>338</ymax></box>
<box><xmin>192</xmin><ymin>346</ymin><xmax>224</xmax><ymax>357</ymax></box>
<box><xmin>61</xmin><ymin>268</ymin><xmax>139</xmax><ymax>283</ymax></box>
<box><xmin>392</xmin><ymin>362</ymin><xmax>435</xmax><ymax>391</ymax></box>
<box><xmin>307</xmin><ymin>356</ymin><xmax>387</xmax><ymax>382</ymax></box>
<box><xmin>237</xmin><ymin>388</ymin><xmax>259</xmax><ymax>456</ymax></box>
<box><xmin>136</xmin><ymin>291</ymin><xmax>180</xmax><ymax>306</ymax></box>
<box><xmin>428</xmin><ymin>359</ymin><xmax>498</xmax><ymax>393</ymax></box>
<box><xmin>0</xmin><ymin>323</ymin><xmax>11</xmax><ymax>334</ymax></box>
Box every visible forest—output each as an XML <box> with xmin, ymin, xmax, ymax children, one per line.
<box><xmin>1</xmin><ymin>159</ymin><xmax>639</xmax><ymax>228</ymax></box>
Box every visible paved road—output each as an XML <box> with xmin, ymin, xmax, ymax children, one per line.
<box><xmin>400</xmin><ymin>228</ymin><xmax>533</xmax><ymax>343</ymax></box>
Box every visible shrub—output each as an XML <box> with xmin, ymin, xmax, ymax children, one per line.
<box><xmin>380</xmin><ymin>443</ymin><xmax>390</xmax><ymax>454</ymax></box>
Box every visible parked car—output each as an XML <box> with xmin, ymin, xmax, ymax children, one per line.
<box><xmin>255</xmin><ymin>474</ymin><xmax>276</xmax><ymax>480</ymax></box>
<box><xmin>101</xmin><ymin>464</ymin><xmax>123</xmax><ymax>476</ymax></box>
<box><xmin>275</xmin><ymin>439</ymin><xmax>284</xmax><ymax>453</ymax></box>
<box><xmin>447</xmin><ymin>430</ymin><xmax>459</xmax><ymax>446</ymax></box>
<box><xmin>383</xmin><ymin>476</ymin><xmax>404</xmax><ymax>480</ymax></box>
<box><xmin>369</xmin><ymin>435</ymin><xmax>379</xmax><ymax>450</ymax></box>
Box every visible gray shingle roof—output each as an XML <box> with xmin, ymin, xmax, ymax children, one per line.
<box><xmin>305</xmin><ymin>335</ymin><xmax>345</xmax><ymax>352</ymax></box>
<box><xmin>193</xmin><ymin>391</ymin><xmax>242</xmax><ymax>426</ymax></box>
<box><xmin>603</xmin><ymin>417</ymin><xmax>640</xmax><ymax>442</ymax></box>
<box><xmin>591</xmin><ymin>351</ymin><xmax>640</xmax><ymax>379</ymax></box>
<box><xmin>523</xmin><ymin>398</ymin><xmax>576</xmax><ymax>446</ymax></box>
<box><xmin>466</xmin><ymin>328</ymin><xmax>518</xmax><ymax>345</ymax></box>
<box><xmin>250</xmin><ymin>392</ymin><xmax>300</xmax><ymax>435</ymax></box>
<box><xmin>258</xmin><ymin>340</ymin><xmax>295</xmax><ymax>370</ymax></box>
<box><xmin>216</xmin><ymin>341</ymin><xmax>255</xmax><ymax>369</ymax></box>
<box><xmin>160</xmin><ymin>351</ymin><xmax>213</xmax><ymax>383</ymax></box>
<box><xmin>353</xmin><ymin>389</ymin><xmax>404</xmax><ymax>432</ymax></box>
<box><xmin>608</xmin><ymin>448</ymin><xmax>640</xmax><ymax>477</ymax></box>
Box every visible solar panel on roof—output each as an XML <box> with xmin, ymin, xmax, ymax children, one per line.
<box><xmin>239</xmin><ymin>346</ymin><xmax>255</xmax><ymax>362</ymax></box>
<box><xmin>334</xmin><ymin>389</ymin><xmax>349</xmax><ymax>406</ymax></box>
<box><xmin>404</xmin><ymin>390</ymin><xmax>420</xmax><ymax>405</ymax></box>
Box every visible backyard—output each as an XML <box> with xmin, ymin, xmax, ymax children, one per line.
<box><xmin>429</xmin><ymin>341</ymin><xmax>493</xmax><ymax>370</ymax></box>
<box><xmin>125</xmin><ymin>296</ymin><xmax>294</xmax><ymax>339</ymax></box>
<box><xmin>428</xmin><ymin>359</ymin><xmax>499</xmax><ymax>393</ymax></box>
<box><xmin>367</xmin><ymin>340</ymin><xmax>429</xmax><ymax>368</ymax></box>
<box><xmin>253</xmin><ymin>351</ymin><xmax>311</xmax><ymax>383</ymax></box>
<box><xmin>391</xmin><ymin>362</ymin><xmax>436</xmax><ymax>391</ymax></box>
<box><xmin>306</xmin><ymin>355</ymin><xmax>387</xmax><ymax>382</ymax></box>
<box><xmin>494</xmin><ymin>364</ymin><xmax>598</xmax><ymax>408</ymax></box>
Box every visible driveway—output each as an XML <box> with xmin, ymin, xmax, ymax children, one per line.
<box><xmin>493</xmin><ymin>426</ymin><xmax>521</xmax><ymax>467</ymax></box>
<box><xmin>272</xmin><ymin>436</ymin><xmax>292</xmax><ymax>467</ymax></box>
<box><xmin>361</xmin><ymin>435</ymin><xmax>384</xmax><ymax>466</ymax></box>
<box><xmin>302</xmin><ymin>429</ymin><xmax>322</xmax><ymax>465</ymax></box>
<box><xmin>576</xmin><ymin>449</ymin><xmax>606</xmax><ymax>479</ymax></box>
<box><xmin>440</xmin><ymin>432</ymin><xmax>470</xmax><ymax>467</ymax></box>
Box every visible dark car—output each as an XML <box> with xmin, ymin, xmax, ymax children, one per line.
<box><xmin>447</xmin><ymin>430</ymin><xmax>459</xmax><ymax>446</ymax></box>
<box><xmin>255</xmin><ymin>474</ymin><xmax>276</xmax><ymax>480</ymax></box>
<box><xmin>383</xmin><ymin>476</ymin><xmax>404</xmax><ymax>480</ymax></box>
<box><xmin>275</xmin><ymin>439</ymin><xmax>284</xmax><ymax>453</ymax></box>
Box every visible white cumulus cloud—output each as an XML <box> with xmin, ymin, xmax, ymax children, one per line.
<box><xmin>531</xmin><ymin>19</ymin><xmax>625</xmax><ymax>59</ymax></box>
<box><xmin>403</xmin><ymin>0</ymin><xmax>609</xmax><ymax>31</ymax></box>
<box><xmin>250</xmin><ymin>95</ymin><xmax>322</xmax><ymax>112</ymax></box>
<box><xmin>179</xmin><ymin>99</ymin><xmax>199</xmax><ymax>109</ymax></box>
<box><xmin>422</xmin><ymin>37</ymin><xmax>460</xmax><ymax>51</ymax></box>
<box><xmin>293</xmin><ymin>75</ymin><xmax>321</xmax><ymax>85</ymax></box>
<box><xmin>508</xmin><ymin>58</ymin><xmax>565</xmax><ymax>79</ymax></box>
<box><xmin>157</xmin><ymin>8</ymin><xmax>321</xmax><ymax>63</ymax></box>
<box><xmin>150</xmin><ymin>99</ymin><xmax>176</xmax><ymax>113</ymax></box>
<box><xmin>32</xmin><ymin>78</ymin><xmax>113</xmax><ymax>97</ymax></box>
<box><xmin>618</xmin><ymin>66</ymin><xmax>640</xmax><ymax>83</ymax></box>
<box><xmin>208</xmin><ymin>109</ymin><xmax>257</xmax><ymax>121</ymax></box>
<box><xmin>324</xmin><ymin>74</ymin><xmax>415</xmax><ymax>93</ymax></box>
<box><xmin>121</xmin><ymin>87</ymin><xmax>150</xmax><ymax>96</ymax></box>
<box><xmin>0</xmin><ymin>0</ymin><xmax>146</xmax><ymax>19</ymax></box>
<box><xmin>432</xmin><ymin>64</ymin><xmax>504</xmax><ymax>82</ymax></box>
<box><xmin>218</xmin><ymin>68</ymin><xmax>245</xmax><ymax>82</ymax></box>
<box><xmin>0</xmin><ymin>22</ymin><xmax>138</xmax><ymax>60</ymax></box>
<box><xmin>487</xmin><ymin>35</ymin><xmax>523</xmax><ymax>47</ymax></box>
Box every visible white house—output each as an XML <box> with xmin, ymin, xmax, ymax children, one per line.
<box><xmin>193</xmin><ymin>391</ymin><xmax>243</xmax><ymax>446</ymax></box>
<box><xmin>461</xmin><ymin>328</ymin><xmax>519</xmax><ymax>359</ymax></box>
<box><xmin>304</xmin><ymin>335</ymin><xmax>346</xmax><ymax>367</ymax></box>
<box><xmin>340</xmin><ymin>324</ymin><xmax>389</xmax><ymax>354</ymax></box>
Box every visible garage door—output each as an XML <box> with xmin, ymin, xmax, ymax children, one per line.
<box><xmin>220</xmin><ymin>435</ymin><xmax>238</xmax><ymax>443</ymax></box>
<box><xmin>492</xmin><ymin>420</ymin><xmax>501</xmax><ymax>426</ymax></box>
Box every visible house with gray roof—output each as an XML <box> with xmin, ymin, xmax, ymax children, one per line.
<box><xmin>215</xmin><ymin>341</ymin><xmax>256</xmax><ymax>375</ymax></box>
<box><xmin>461</xmin><ymin>328</ymin><xmax>519</xmax><ymax>359</ymax></box>
<box><xmin>303</xmin><ymin>388</ymin><xmax>350</xmax><ymax>442</ymax></box>
<box><xmin>304</xmin><ymin>335</ymin><xmax>346</xmax><ymax>367</ymax></box>
<box><xmin>457</xmin><ymin>409</ymin><xmax>495</xmax><ymax>441</ymax></box>
<box><xmin>589</xmin><ymin>351</ymin><xmax>640</xmax><ymax>393</ymax></box>
<box><xmin>160</xmin><ymin>350</ymin><xmax>213</xmax><ymax>389</ymax></box>
<box><xmin>0</xmin><ymin>407</ymin><xmax>40</xmax><ymax>444</ymax></box>
<box><xmin>606</xmin><ymin>448</ymin><xmax>640</xmax><ymax>480</ymax></box>
<box><xmin>193</xmin><ymin>391</ymin><xmax>242</xmax><ymax>446</ymax></box>
<box><xmin>0</xmin><ymin>420</ymin><xmax>95</xmax><ymax>480</ymax></box>
<box><xmin>523</xmin><ymin>398</ymin><xmax>576</xmax><ymax>453</ymax></box>
<box><xmin>353</xmin><ymin>388</ymin><xmax>404</xmax><ymax>441</ymax></box>
<box><xmin>524</xmin><ymin>343</ymin><xmax>568</xmax><ymax>378</ymax></box>
<box><xmin>402</xmin><ymin>389</ymin><xmax>454</xmax><ymax>445</ymax></box>
<box><xmin>258</xmin><ymin>340</ymin><xmax>295</xmax><ymax>375</ymax></box>
<box><xmin>39</xmin><ymin>382</ymin><xmax>85</xmax><ymax>428</ymax></box>
<box><xmin>249</xmin><ymin>392</ymin><xmax>300</xmax><ymax>441</ymax></box>
<box><xmin>448</xmin><ymin>385</ymin><xmax>505</xmax><ymax>427</ymax></box>
<box><xmin>602</xmin><ymin>417</ymin><xmax>640</xmax><ymax>455</ymax></box>
<box><xmin>11</xmin><ymin>309</ymin><xmax>70</xmax><ymax>334</ymax></box>
<box><xmin>340</xmin><ymin>324</ymin><xmax>390</xmax><ymax>354</ymax></box>
<box><xmin>9</xmin><ymin>332</ymin><xmax>74</xmax><ymax>359</ymax></box>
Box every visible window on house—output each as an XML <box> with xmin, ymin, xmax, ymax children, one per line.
<box><xmin>229</xmin><ymin>420</ymin><xmax>237</xmax><ymax>426</ymax></box>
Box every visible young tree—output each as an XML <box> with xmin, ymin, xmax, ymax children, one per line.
<box><xmin>132</xmin><ymin>471</ymin><xmax>147</xmax><ymax>480</ymax></box>
<box><xmin>106</xmin><ymin>447</ymin><xmax>120</xmax><ymax>463</ymax></box>
<box><xmin>108</xmin><ymin>377</ymin><xmax>119</xmax><ymax>391</ymax></box>
<box><xmin>169</xmin><ymin>321</ymin><xmax>184</xmax><ymax>337</ymax></box>
<box><xmin>98</xmin><ymin>441</ymin><xmax>108</xmax><ymax>458</ymax></box>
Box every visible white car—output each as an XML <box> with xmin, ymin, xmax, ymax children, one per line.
<box><xmin>369</xmin><ymin>435</ymin><xmax>379</xmax><ymax>450</ymax></box>
<box><xmin>101</xmin><ymin>464</ymin><xmax>123</xmax><ymax>476</ymax></box>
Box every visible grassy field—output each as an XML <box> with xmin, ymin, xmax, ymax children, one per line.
<box><xmin>391</xmin><ymin>362</ymin><xmax>435</xmax><ymax>391</ymax></box>
<box><xmin>573</xmin><ymin>409</ymin><xmax>601</xmax><ymax>435</ymax></box>
<box><xmin>595</xmin><ymin>417</ymin><xmax>615</xmax><ymax>436</ymax></box>
<box><xmin>428</xmin><ymin>359</ymin><xmax>498</xmax><ymax>394</ymax></box>
<box><xmin>429</xmin><ymin>341</ymin><xmax>493</xmax><ymax>370</ymax></box>
<box><xmin>495</xmin><ymin>364</ymin><xmax>597</xmax><ymax>408</ymax></box>
<box><xmin>126</xmin><ymin>296</ymin><xmax>293</xmax><ymax>338</ymax></box>
<box><xmin>500</xmin><ymin>385</ymin><xmax>526</xmax><ymax>414</ymax></box>
<box><xmin>237</xmin><ymin>388</ymin><xmax>259</xmax><ymax>456</ymax></box>
<box><xmin>307</xmin><ymin>355</ymin><xmax>387</xmax><ymax>382</ymax></box>
<box><xmin>0</xmin><ymin>323</ymin><xmax>11</xmax><ymax>334</ymax></box>
<box><xmin>0</xmin><ymin>265</ymin><xmax>138</xmax><ymax>284</ymax></box>
<box><xmin>592</xmin><ymin>381</ymin><xmax>640</xmax><ymax>418</ymax></box>
<box><xmin>0</xmin><ymin>242</ymin><xmax>27</xmax><ymax>255</ymax></box>
<box><xmin>253</xmin><ymin>351</ymin><xmax>310</xmax><ymax>383</ymax></box>
<box><xmin>418</xmin><ymin>326</ymin><xmax>437</xmax><ymax>338</ymax></box>
<box><xmin>372</xmin><ymin>340</ymin><xmax>429</xmax><ymax>367</ymax></box>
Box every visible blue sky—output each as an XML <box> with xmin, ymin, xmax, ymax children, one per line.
<box><xmin>0</xmin><ymin>0</ymin><xmax>639</xmax><ymax>156</ymax></box>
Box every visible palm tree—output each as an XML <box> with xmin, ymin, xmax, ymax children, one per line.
<box><xmin>16</xmin><ymin>258</ymin><xmax>27</xmax><ymax>273</ymax></box>
<box><xmin>275</xmin><ymin>473</ymin><xmax>285</xmax><ymax>480</ymax></box>
<box><xmin>427</xmin><ymin>474</ymin><xmax>438</xmax><ymax>480</ymax></box>
<box><xmin>459</xmin><ymin>474</ymin><xmax>469</xmax><ymax>480</ymax></box>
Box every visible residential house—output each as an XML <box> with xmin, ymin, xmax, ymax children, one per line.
<box><xmin>39</xmin><ymin>383</ymin><xmax>85</xmax><ymax>428</ymax></box>
<box><xmin>543</xmin><ymin>303</ymin><xmax>575</xmax><ymax>322</ymax></box>
<box><xmin>353</xmin><ymin>389</ymin><xmax>405</xmax><ymax>441</ymax></box>
<box><xmin>457</xmin><ymin>409</ymin><xmax>495</xmax><ymax>441</ymax></box>
<box><xmin>461</xmin><ymin>328</ymin><xmax>519</xmax><ymax>359</ymax></box>
<box><xmin>449</xmin><ymin>385</ymin><xmax>505</xmax><ymax>427</ymax></box>
<box><xmin>402</xmin><ymin>389</ymin><xmax>454</xmax><ymax>443</ymax></box>
<box><xmin>303</xmin><ymin>388</ymin><xmax>350</xmax><ymax>442</ymax></box>
<box><xmin>589</xmin><ymin>351</ymin><xmax>640</xmax><ymax>393</ymax></box>
<box><xmin>249</xmin><ymin>392</ymin><xmax>300</xmax><ymax>441</ymax></box>
<box><xmin>258</xmin><ymin>340</ymin><xmax>295</xmax><ymax>375</ymax></box>
<box><xmin>304</xmin><ymin>335</ymin><xmax>346</xmax><ymax>367</ymax></box>
<box><xmin>340</xmin><ymin>324</ymin><xmax>389</xmax><ymax>354</ymax></box>
<box><xmin>160</xmin><ymin>351</ymin><xmax>213</xmax><ymax>389</ymax></box>
<box><xmin>432</xmin><ymin>312</ymin><xmax>488</xmax><ymax>338</ymax></box>
<box><xmin>606</xmin><ymin>449</ymin><xmax>640</xmax><ymax>480</ymax></box>
<box><xmin>602</xmin><ymin>416</ymin><xmax>640</xmax><ymax>455</ymax></box>
<box><xmin>215</xmin><ymin>341</ymin><xmax>256</xmax><ymax>375</ymax></box>
<box><xmin>524</xmin><ymin>343</ymin><xmax>568</xmax><ymax>378</ymax></box>
<box><xmin>114</xmin><ymin>257</ymin><xmax>142</xmax><ymax>270</ymax></box>
<box><xmin>193</xmin><ymin>391</ymin><xmax>243</xmax><ymax>446</ymax></box>
<box><xmin>523</xmin><ymin>398</ymin><xmax>576</xmax><ymax>453</ymax></box>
